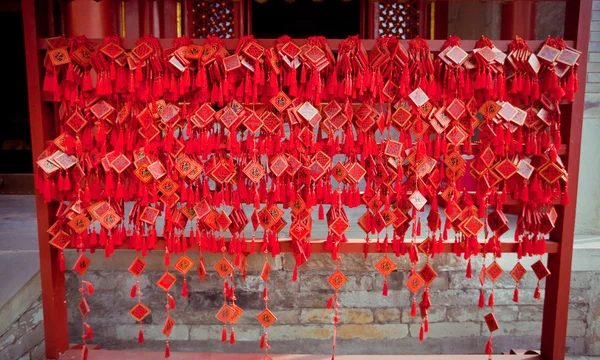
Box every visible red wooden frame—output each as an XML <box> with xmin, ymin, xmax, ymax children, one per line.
<box><xmin>21</xmin><ymin>1</ymin><xmax>592</xmax><ymax>359</ymax></box>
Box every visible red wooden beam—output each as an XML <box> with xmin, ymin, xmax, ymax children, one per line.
<box><xmin>541</xmin><ymin>0</ymin><xmax>592</xmax><ymax>359</ymax></box>
<box><xmin>22</xmin><ymin>0</ymin><xmax>69</xmax><ymax>359</ymax></box>
<box><xmin>36</xmin><ymin>38</ymin><xmax>573</xmax><ymax>52</ymax></box>
<box><xmin>112</xmin><ymin>238</ymin><xmax>560</xmax><ymax>254</ymax></box>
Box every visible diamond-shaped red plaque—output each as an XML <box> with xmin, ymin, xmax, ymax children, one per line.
<box><xmin>73</xmin><ymin>254</ymin><xmax>91</xmax><ymax>275</ymax></box>
<box><xmin>538</xmin><ymin>163</ymin><xmax>564</xmax><ymax>184</ymax></box>
<box><xmin>156</xmin><ymin>272</ymin><xmax>177</xmax><ymax>292</ymax></box>
<box><xmin>328</xmin><ymin>270</ymin><xmax>347</xmax><ymax>290</ymax></box>
<box><xmin>409</xmin><ymin>88</ymin><xmax>429</xmax><ymax>107</ymax></box>
<box><xmin>261</xmin><ymin>261</ymin><xmax>272</xmax><ymax>282</ymax></box>
<box><xmin>486</xmin><ymin>261</ymin><xmax>504</xmax><ymax>281</ymax></box>
<box><xmin>484</xmin><ymin>312</ymin><xmax>499</xmax><ymax>332</ymax></box>
<box><xmin>128</xmin><ymin>257</ymin><xmax>147</xmax><ymax>277</ymax></box>
<box><xmin>375</xmin><ymin>256</ymin><xmax>396</xmax><ymax>277</ymax></box>
<box><xmin>409</xmin><ymin>190</ymin><xmax>427</xmax><ymax>211</ymax></box>
<box><xmin>270</xmin><ymin>91</ymin><xmax>292</xmax><ymax>112</ymax></box>
<box><xmin>216</xmin><ymin>304</ymin><xmax>233</xmax><ymax>324</ymax></box>
<box><xmin>129</xmin><ymin>303</ymin><xmax>151</xmax><ymax>322</ymax></box>
<box><xmin>462</xmin><ymin>216</ymin><xmax>485</xmax><ymax>236</ymax></box>
<box><xmin>270</xmin><ymin>155</ymin><xmax>289</xmax><ymax>177</ymax></box>
<box><xmin>419</xmin><ymin>263</ymin><xmax>438</xmax><ymax>285</ymax></box>
<box><xmin>531</xmin><ymin>260</ymin><xmax>551</xmax><ymax>280</ymax></box>
<box><xmin>329</xmin><ymin>217</ymin><xmax>350</xmax><ymax>236</ymax></box>
<box><xmin>158</xmin><ymin>178</ymin><xmax>179</xmax><ymax>196</ymax></box>
<box><xmin>66</xmin><ymin>112</ymin><xmax>87</xmax><ymax>133</ymax></box>
<box><xmin>90</xmin><ymin>100</ymin><xmax>115</xmax><ymax>120</ymax></box>
<box><xmin>510</xmin><ymin>262</ymin><xmax>527</xmax><ymax>283</ymax></box>
<box><xmin>214</xmin><ymin>258</ymin><xmax>234</xmax><ymax>278</ymax></box>
<box><xmin>406</xmin><ymin>273</ymin><xmax>425</xmax><ymax>293</ymax></box>
<box><xmin>174</xmin><ymin>255</ymin><xmax>194</xmax><ymax>275</ymax></box>
<box><xmin>495</xmin><ymin>159</ymin><xmax>518</xmax><ymax>179</ymax></box>
<box><xmin>257</xmin><ymin>308</ymin><xmax>277</xmax><ymax>328</ymax></box>
<box><xmin>229</xmin><ymin>304</ymin><xmax>244</xmax><ymax>324</ymax></box>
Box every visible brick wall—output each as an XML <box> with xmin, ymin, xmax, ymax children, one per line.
<box><xmin>576</xmin><ymin>0</ymin><xmax>600</xmax><ymax>235</ymax></box>
<box><xmin>64</xmin><ymin>250</ymin><xmax>598</xmax><ymax>356</ymax></box>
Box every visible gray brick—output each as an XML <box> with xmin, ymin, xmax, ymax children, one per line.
<box><xmin>447</xmin><ymin>305</ymin><xmax>518</xmax><ymax>322</ymax></box>
<box><xmin>401</xmin><ymin>306</ymin><xmax>446</xmax><ymax>324</ymax></box>
<box><xmin>189</xmin><ymin>324</ymin><xmax>259</xmax><ymax>341</ymax></box>
<box><xmin>337</xmin><ymin>324</ymin><xmax>409</xmax><ymax>339</ymax></box>
<box><xmin>339</xmin><ymin>290</ymin><xmax>411</xmax><ymax>308</ymax></box>
<box><xmin>409</xmin><ymin>322</ymin><xmax>481</xmax><ymax>338</ymax></box>
<box><xmin>300</xmin><ymin>308</ymin><xmax>373</xmax><ymax>324</ymax></box>
<box><xmin>498</xmin><ymin>321</ymin><xmax>542</xmax><ymax>336</ymax></box>
<box><xmin>589</xmin><ymin>21</ymin><xmax>600</xmax><ymax>31</ymax></box>
<box><xmin>594</xmin><ymin>10</ymin><xmax>600</xmax><ymax>21</ymax></box>
<box><xmin>373</xmin><ymin>308</ymin><xmax>401</xmax><ymax>323</ymax></box>
<box><xmin>590</xmin><ymin>52</ymin><xmax>600</xmax><ymax>63</ymax></box>
<box><xmin>116</xmin><ymin>324</ymin><xmax>189</xmax><ymax>341</ymax></box>
<box><xmin>588</xmin><ymin>73</ymin><xmax>600</xmax><ymax>83</ymax></box>
<box><xmin>266</xmin><ymin>325</ymin><xmax>332</xmax><ymax>341</ymax></box>
<box><xmin>567</xmin><ymin>320</ymin><xmax>587</xmax><ymax>337</ymax></box>
<box><xmin>301</xmin><ymin>273</ymin><xmax>374</xmax><ymax>292</ymax></box>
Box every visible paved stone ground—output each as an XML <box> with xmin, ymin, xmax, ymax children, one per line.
<box><xmin>0</xmin><ymin>195</ymin><xmax>39</xmax><ymax>307</ymax></box>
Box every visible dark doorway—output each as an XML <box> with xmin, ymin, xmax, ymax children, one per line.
<box><xmin>251</xmin><ymin>0</ymin><xmax>361</xmax><ymax>39</ymax></box>
<box><xmin>0</xmin><ymin>8</ymin><xmax>31</xmax><ymax>174</ymax></box>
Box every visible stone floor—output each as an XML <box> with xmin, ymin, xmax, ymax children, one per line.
<box><xmin>0</xmin><ymin>195</ymin><xmax>39</xmax><ymax>307</ymax></box>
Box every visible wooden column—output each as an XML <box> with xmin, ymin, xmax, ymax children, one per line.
<box><xmin>64</xmin><ymin>0</ymin><xmax>114</xmax><ymax>38</ymax></box>
<box><xmin>22</xmin><ymin>0</ymin><xmax>69</xmax><ymax>359</ymax></box>
<box><xmin>500</xmin><ymin>1</ymin><xmax>535</xmax><ymax>39</ymax></box>
<box><xmin>540</xmin><ymin>0</ymin><xmax>592</xmax><ymax>359</ymax></box>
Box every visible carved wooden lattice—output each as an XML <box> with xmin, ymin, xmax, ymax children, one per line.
<box><xmin>378</xmin><ymin>0</ymin><xmax>420</xmax><ymax>39</ymax></box>
<box><xmin>193</xmin><ymin>0</ymin><xmax>235</xmax><ymax>38</ymax></box>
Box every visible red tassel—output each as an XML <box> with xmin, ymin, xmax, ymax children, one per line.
<box><xmin>130</xmin><ymin>283</ymin><xmax>137</xmax><ymax>298</ymax></box>
<box><xmin>478</xmin><ymin>289</ymin><xmax>485</xmax><ymax>308</ymax></box>
<box><xmin>165</xmin><ymin>248</ymin><xmax>170</xmax><ymax>266</ymax></box>
<box><xmin>382</xmin><ymin>278</ymin><xmax>388</xmax><ymax>296</ymax></box>
<box><xmin>410</xmin><ymin>299</ymin><xmax>417</xmax><ymax>317</ymax></box>
<box><xmin>81</xmin><ymin>344</ymin><xmax>88</xmax><ymax>360</ymax></box>
<box><xmin>138</xmin><ymin>325</ymin><xmax>144</xmax><ymax>343</ymax></box>
<box><xmin>488</xmin><ymin>290</ymin><xmax>495</xmax><ymax>307</ymax></box>
<box><xmin>168</xmin><ymin>294</ymin><xmax>176</xmax><ymax>309</ymax></box>
<box><xmin>534</xmin><ymin>282</ymin><xmax>541</xmax><ymax>300</ymax></box>
<box><xmin>485</xmin><ymin>337</ymin><xmax>493</xmax><ymax>355</ymax></box>
<box><xmin>513</xmin><ymin>285</ymin><xmax>519</xmax><ymax>303</ymax></box>
<box><xmin>327</xmin><ymin>295</ymin><xmax>334</xmax><ymax>309</ymax></box>
<box><xmin>85</xmin><ymin>323</ymin><xmax>94</xmax><ymax>339</ymax></box>
<box><xmin>318</xmin><ymin>203</ymin><xmax>324</xmax><ymax>220</ymax></box>
<box><xmin>85</xmin><ymin>281</ymin><xmax>95</xmax><ymax>295</ymax></box>
<box><xmin>419</xmin><ymin>324</ymin><xmax>424</xmax><ymax>342</ymax></box>
<box><xmin>222</xmin><ymin>325</ymin><xmax>228</xmax><ymax>342</ymax></box>
<box><xmin>182</xmin><ymin>278</ymin><xmax>188</xmax><ymax>298</ymax></box>
<box><xmin>165</xmin><ymin>341</ymin><xmax>171</xmax><ymax>358</ymax></box>
<box><xmin>230</xmin><ymin>328</ymin><xmax>236</xmax><ymax>344</ymax></box>
<box><xmin>292</xmin><ymin>265</ymin><xmax>298</xmax><ymax>282</ymax></box>
<box><xmin>466</xmin><ymin>258</ymin><xmax>472</xmax><ymax>278</ymax></box>
<box><xmin>260</xmin><ymin>334</ymin><xmax>266</xmax><ymax>349</ymax></box>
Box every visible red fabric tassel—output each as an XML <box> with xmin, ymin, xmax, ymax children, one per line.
<box><xmin>168</xmin><ymin>294</ymin><xmax>176</xmax><ymax>309</ymax></box>
<box><xmin>138</xmin><ymin>325</ymin><xmax>144</xmax><ymax>343</ymax></box>
<box><xmin>382</xmin><ymin>278</ymin><xmax>388</xmax><ymax>296</ymax></box>
<box><xmin>182</xmin><ymin>278</ymin><xmax>188</xmax><ymax>298</ymax></box>
<box><xmin>485</xmin><ymin>337</ymin><xmax>493</xmax><ymax>355</ymax></box>
<box><xmin>488</xmin><ymin>290</ymin><xmax>495</xmax><ymax>307</ymax></box>
<box><xmin>318</xmin><ymin>203</ymin><xmax>324</xmax><ymax>220</ymax></box>
<box><xmin>130</xmin><ymin>283</ymin><xmax>137</xmax><ymax>298</ymax></box>
<box><xmin>293</xmin><ymin>265</ymin><xmax>298</xmax><ymax>282</ymax></box>
<box><xmin>81</xmin><ymin>344</ymin><xmax>88</xmax><ymax>360</ymax></box>
<box><xmin>230</xmin><ymin>328</ymin><xmax>236</xmax><ymax>344</ymax></box>
<box><xmin>222</xmin><ymin>325</ymin><xmax>227</xmax><ymax>342</ymax></box>
<box><xmin>85</xmin><ymin>323</ymin><xmax>94</xmax><ymax>339</ymax></box>
<box><xmin>419</xmin><ymin>324</ymin><xmax>424</xmax><ymax>342</ymax></box>
<box><xmin>85</xmin><ymin>281</ymin><xmax>95</xmax><ymax>295</ymax></box>
<box><xmin>165</xmin><ymin>248</ymin><xmax>170</xmax><ymax>266</ymax></box>
<box><xmin>260</xmin><ymin>334</ymin><xmax>266</xmax><ymax>349</ymax></box>
<box><xmin>562</xmin><ymin>182</ymin><xmax>570</xmax><ymax>206</ymax></box>
<box><xmin>466</xmin><ymin>258</ymin><xmax>472</xmax><ymax>278</ymax></box>
<box><xmin>410</xmin><ymin>299</ymin><xmax>417</xmax><ymax>317</ymax></box>
<box><xmin>327</xmin><ymin>295</ymin><xmax>335</xmax><ymax>309</ymax></box>
<box><xmin>478</xmin><ymin>289</ymin><xmax>485</xmax><ymax>308</ymax></box>
<box><xmin>534</xmin><ymin>282</ymin><xmax>541</xmax><ymax>300</ymax></box>
<box><xmin>165</xmin><ymin>341</ymin><xmax>171</xmax><ymax>358</ymax></box>
<box><xmin>513</xmin><ymin>285</ymin><xmax>519</xmax><ymax>303</ymax></box>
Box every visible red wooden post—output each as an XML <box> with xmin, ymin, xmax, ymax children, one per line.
<box><xmin>500</xmin><ymin>1</ymin><xmax>536</xmax><ymax>40</ymax></box>
<box><xmin>22</xmin><ymin>0</ymin><xmax>70</xmax><ymax>359</ymax></box>
<box><xmin>541</xmin><ymin>0</ymin><xmax>592</xmax><ymax>359</ymax></box>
